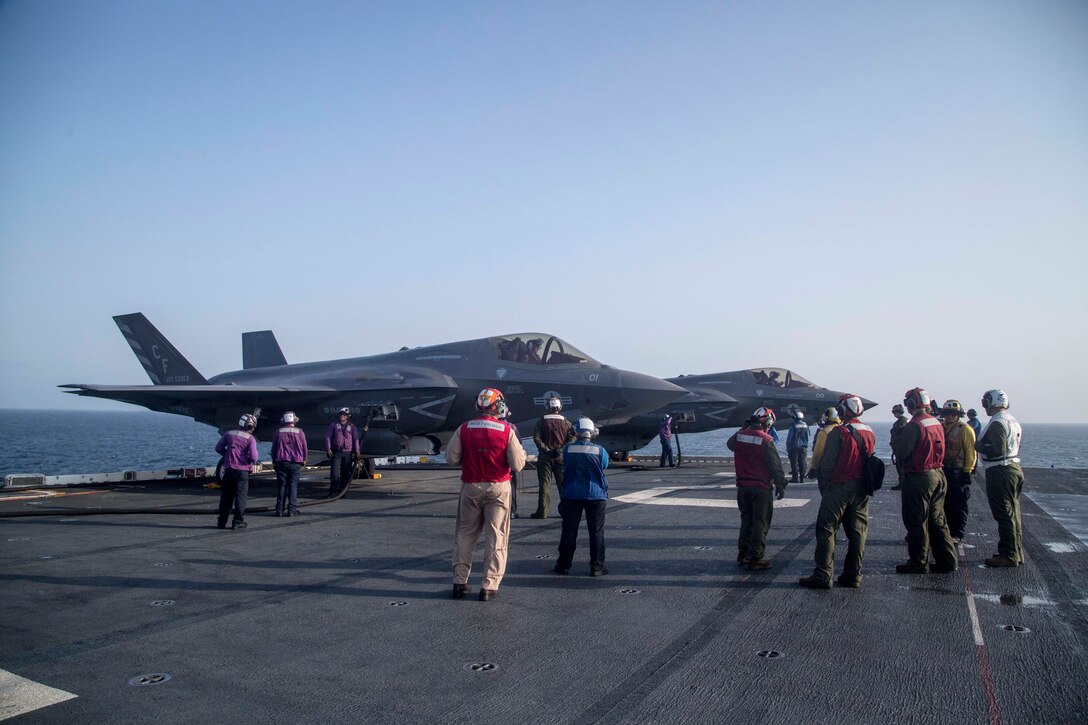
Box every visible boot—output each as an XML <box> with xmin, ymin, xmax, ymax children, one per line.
<box><xmin>798</xmin><ymin>576</ymin><xmax>831</xmax><ymax>589</ymax></box>
<box><xmin>895</xmin><ymin>561</ymin><xmax>927</xmax><ymax>574</ymax></box>
<box><xmin>836</xmin><ymin>574</ymin><xmax>861</xmax><ymax>588</ymax></box>
<box><xmin>985</xmin><ymin>555</ymin><xmax>1017</xmax><ymax>568</ymax></box>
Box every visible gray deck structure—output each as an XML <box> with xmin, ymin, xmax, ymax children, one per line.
<box><xmin>2</xmin><ymin>462</ymin><xmax>1087</xmax><ymax>723</ymax></box>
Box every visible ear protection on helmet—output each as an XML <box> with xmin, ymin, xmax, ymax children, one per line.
<box><xmin>941</xmin><ymin>400</ymin><xmax>964</xmax><ymax>416</ymax></box>
<box><xmin>982</xmin><ymin>389</ymin><xmax>1009</xmax><ymax>409</ymax></box>
<box><xmin>836</xmin><ymin>394</ymin><xmax>863</xmax><ymax>418</ymax></box>
<box><xmin>753</xmin><ymin>407</ymin><xmax>775</xmax><ymax>429</ymax></box>
<box><xmin>575</xmin><ymin>417</ymin><xmax>597</xmax><ymax>437</ymax></box>
<box><xmin>904</xmin><ymin>387</ymin><xmax>931</xmax><ymax>413</ymax></box>
<box><xmin>477</xmin><ymin>387</ymin><xmax>505</xmax><ymax>412</ymax></box>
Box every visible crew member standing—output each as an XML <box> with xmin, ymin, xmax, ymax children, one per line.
<box><xmin>807</xmin><ymin>407</ymin><xmax>841</xmax><ymax>491</ymax></box>
<box><xmin>215</xmin><ymin>414</ymin><xmax>260</xmax><ymax>530</ymax></box>
<box><xmin>799</xmin><ymin>395</ymin><xmax>875</xmax><ymax>589</ymax></box>
<box><xmin>554</xmin><ymin>418</ymin><xmax>610</xmax><ymax>577</ymax></box>
<box><xmin>976</xmin><ymin>389</ymin><xmax>1025</xmax><ymax>567</ymax></box>
<box><xmin>446</xmin><ymin>388</ymin><xmax>527</xmax><ymax>601</ymax></box>
<box><xmin>531</xmin><ymin>396</ymin><xmax>572</xmax><ymax>518</ymax></box>
<box><xmin>726</xmin><ymin>408</ymin><xmax>787</xmax><ymax>570</ymax></box>
<box><xmin>966</xmin><ymin>408</ymin><xmax>983</xmax><ymax>438</ymax></box>
<box><xmin>890</xmin><ymin>388</ymin><xmax>957</xmax><ymax>574</ymax></box>
<box><xmin>659</xmin><ymin>414</ymin><xmax>675</xmax><ymax>468</ymax></box>
<box><xmin>940</xmin><ymin>400</ymin><xmax>977</xmax><ymax>542</ymax></box>
<box><xmin>786</xmin><ymin>411</ymin><xmax>810</xmax><ymax>483</ymax></box>
<box><xmin>889</xmin><ymin>404</ymin><xmax>909</xmax><ymax>490</ymax></box>
<box><xmin>272</xmin><ymin>412</ymin><xmax>307</xmax><ymax>517</ymax></box>
<box><xmin>504</xmin><ymin>406</ymin><xmax>521</xmax><ymax>518</ymax></box>
<box><xmin>325</xmin><ymin>408</ymin><xmax>360</xmax><ymax>497</ymax></box>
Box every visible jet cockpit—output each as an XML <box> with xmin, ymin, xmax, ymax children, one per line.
<box><xmin>748</xmin><ymin>367</ymin><xmax>817</xmax><ymax>389</ymax></box>
<box><xmin>493</xmin><ymin>334</ymin><xmax>594</xmax><ymax>366</ymax></box>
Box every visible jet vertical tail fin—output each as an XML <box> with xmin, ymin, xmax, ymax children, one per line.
<box><xmin>112</xmin><ymin>313</ymin><xmax>208</xmax><ymax>385</ymax></box>
<box><xmin>242</xmin><ymin>330</ymin><xmax>288</xmax><ymax>369</ymax></box>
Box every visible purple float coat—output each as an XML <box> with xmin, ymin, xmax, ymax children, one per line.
<box><xmin>272</xmin><ymin>426</ymin><xmax>308</xmax><ymax>463</ymax></box>
<box><xmin>325</xmin><ymin>422</ymin><xmax>360</xmax><ymax>453</ymax></box>
<box><xmin>216</xmin><ymin>429</ymin><xmax>259</xmax><ymax>471</ymax></box>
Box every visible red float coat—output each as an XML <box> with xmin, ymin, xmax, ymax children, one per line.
<box><xmin>903</xmin><ymin>414</ymin><xmax>945</xmax><ymax>473</ymax></box>
<box><xmin>729</xmin><ymin>428</ymin><xmax>777</xmax><ymax>489</ymax></box>
<box><xmin>829</xmin><ymin>422</ymin><xmax>876</xmax><ymax>483</ymax></box>
<box><xmin>456</xmin><ymin>416</ymin><xmax>515</xmax><ymax>483</ymax></box>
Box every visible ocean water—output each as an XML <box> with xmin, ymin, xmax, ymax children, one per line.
<box><xmin>648</xmin><ymin>421</ymin><xmax>1088</xmax><ymax>470</ymax></box>
<box><xmin>0</xmin><ymin>410</ymin><xmax>1085</xmax><ymax>478</ymax></box>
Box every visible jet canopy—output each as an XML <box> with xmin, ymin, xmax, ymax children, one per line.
<box><xmin>492</xmin><ymin>334</ymin><xmax>597</xmax><ymax>366</ymax></box>
<box><xmin>749</xmin><ymin>367</ymin><xmax>816</xmax><ymax>389</ymax></box>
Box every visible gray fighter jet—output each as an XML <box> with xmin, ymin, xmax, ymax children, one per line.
<box><xmin>61</xmin><ymin>314</ymin><xmax>686</xmax><ymax>459</ymax></box>
<box><xmin>596</xmin><ymin>367</ymin><xmax>876</xmax><ymax>459</ymax></box>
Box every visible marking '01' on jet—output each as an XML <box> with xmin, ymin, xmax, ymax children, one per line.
<box><xmin>61</xmin><ymin>314</ymin><xmax>687</xmax><ymax>459</ymax></box>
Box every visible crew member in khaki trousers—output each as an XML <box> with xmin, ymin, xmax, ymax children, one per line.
<box><xmin>446</xmin><ymin>388</ymin><xmax>527</xmax><ymax>601</ymax></box>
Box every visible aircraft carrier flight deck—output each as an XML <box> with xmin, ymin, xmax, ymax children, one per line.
<box><xmin>2</xmin><ymin>461</ymin><xmax>1087</xmax><ymax>723</ymax></box>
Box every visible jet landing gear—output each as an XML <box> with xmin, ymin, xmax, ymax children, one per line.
<box><xmin>608</xmin><ymin>451</ymin><xmax>630</xmax><ymax>463</ymax></box>
<box><xmin>352</xmin><ymin>457</ymin><xmax>376</xmax><ymax>480</ymax></box>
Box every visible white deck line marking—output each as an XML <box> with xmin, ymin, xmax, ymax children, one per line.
<box><xmin>0</xmin><ymin>669</ymin><xmax>77</xmax><ymax>721</ymax></box>
<box><xmin>959</xmin><ymin>543</ymin><xmax>985</xmax><ymax>646</ymax></box>
<box><xmin>958</xmin><ymin>543</ymin><xmax>1003</xmax><ymax>723</ymax></box>
<box><xmin>614</xmin><ymin>486</ymin><xmax>808</xmax><ymax>509</ymax></box>
<box><xmin>965</xmin><ymin>585</ymin><xmax>986</xmax><ymax>645</ymax></box>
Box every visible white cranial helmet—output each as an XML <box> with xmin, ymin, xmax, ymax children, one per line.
<box><xmin>575</xmin><ymin>417</ymin><xmax>597</xmax><ymax>438</ymax></box>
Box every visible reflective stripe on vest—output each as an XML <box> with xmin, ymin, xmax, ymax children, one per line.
<box><xmin>904</xmin><ymin>415</ymin><xmax>945</xmax><ymax>473</ymax></box>
<box><xmin>830</xmin><ymin>422</ymin><xmax>875</xmax><ymax>483</ymax></box>
<box><xmin>734</xmin><ymin>429</ymin><xmax>773</xmax><ymax>488</ymax></box>
<box><xmin>459</xmin><ymin>417</ymin><xmax>513</xmax><ymax>483</ymax></box>
<box><xmin>467</xmin><ymin>419</ymin><xmax>506</xmax><ymax>432</ymax></box>
<box><xmin>980</xmin><ymin>411</ymin><xmax>1022</xmax><ymax>463</ymax></box>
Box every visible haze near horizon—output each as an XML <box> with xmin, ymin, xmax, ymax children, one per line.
<box><xmin>1</xmin><ymin>2</ymin><xmax>1085</xmax><ymax>424</ymax></box>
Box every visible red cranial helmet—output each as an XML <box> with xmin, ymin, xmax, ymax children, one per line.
<box><xmin>837</xmin><ymin>394</ymin><xmax>864</xmax><ymax>419</ymax></box>
<box><xmin>476</xmin><ymin>387</ymin><xmax>505</xmax><ymax>413</ymax></box>
<box><xmin>903</xmin><ymin>387</ymin><xmax>931</xmax><ymax>414</ymax></box>
<box><xmin>752</xmin><ymin>407</ymin><xmax>776</xmax><ymax>429</ymax></box>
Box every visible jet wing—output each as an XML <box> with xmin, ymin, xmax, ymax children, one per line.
<box><xmin>59</xmin><ymin>384</ymin><xmax>341</xmax><ymax>417</ymax></box>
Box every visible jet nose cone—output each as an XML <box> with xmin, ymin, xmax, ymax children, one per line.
<box><xmin>861</xmin><ymin>397</ymin><xmax>879</xmax><ymax>411</ymax></box>
<box><xmin>617</xmin><ymin>370</ymin><xmax>688</xmax><ymax>411</ymax></box>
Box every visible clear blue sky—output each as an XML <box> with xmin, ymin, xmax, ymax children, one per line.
<box><xmin>1</xmin><ymin>1</ymin><xmax>1086</xmax><ymax>423</ymax></box>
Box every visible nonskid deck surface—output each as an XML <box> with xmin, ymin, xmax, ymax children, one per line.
<box><xmin>2</xmin><ymin>464</ymin><xmax>1087</xmax><ymax>723</ymax></box>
